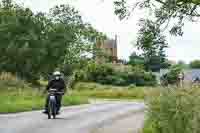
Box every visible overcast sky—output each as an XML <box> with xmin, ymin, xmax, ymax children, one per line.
<box><xmin>16</xmin><ymin>0</ymin><xmax>200</xmax><ymax>63</ymax></box>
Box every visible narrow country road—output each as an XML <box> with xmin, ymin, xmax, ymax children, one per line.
<box><xmin>0</xmin><ymin>101</ymin><xmax>144</xmax><ymax>133</ymax></box>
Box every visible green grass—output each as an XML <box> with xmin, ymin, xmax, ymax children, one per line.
<box><xmin>0</xmin><ymin>88</ymin><xmax>88</xmax><ymax>113</ymax></box>
<box><xmin>0</xmin><ymin>81</ymin><xmax>147</xmax><ymax>113</ymax></box>
<box><xmin>62</xmin><ymin>95</ymin><xmax>88</xmax><ymax>106</ymax></box>
<box><xmin>142</xmin><ymin>86</ymin><xmax>200</xmax><ymax>133</ymax></box>
<box><xmin>73</xmin><ymin>82</ymin><xmax>147</xmax><ymax>99</ymax></box>
<box><xmin>0</xmin><ymin>94</ymin><xmax>39</xmax><ymax>113</ymax></box>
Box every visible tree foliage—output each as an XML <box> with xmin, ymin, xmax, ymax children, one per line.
<box><xmin>128</xmin><ymin>52</ymin><xmax>145</xmax><ymax>67</ymax></box>
<box><xmin>114</xmin><ymin>0</ymin><xmax>200</xmax><ymax>36</ymax></box>
<box><xmin>74</xmin><ymin>61</ymin><xmax>157</xmax><ymax>86</ymax></box>
<box><xmin>136</xmin><ymin>19</ymin><xmax>168</xmax><ymax>71</ymax></box>
<box><xmin>0</xmin><ymin>0</ymin><xmax>106</xmax><ymax>82</ymax></box>
<box><xmin>190</xmin><ymin>60</ymin><xmax>200</xmax><ymax>68</ymax></box>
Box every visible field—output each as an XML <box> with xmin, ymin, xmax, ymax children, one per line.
<box><xmin>0</xmin><ymin>82</ymin><xmax>88</xmax><ymax>113</ymax></box>
<box><xmin>0</xmin><ymin>80</ymin><xmax>146</xmax><ymax>113</ymax></box>
<box><xmin>72</xmin><ymin>82</ymin><xmax>147</xmax><ymax>99</ymax></box>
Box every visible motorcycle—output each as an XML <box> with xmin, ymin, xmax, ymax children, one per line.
<box><xmin>47</xmin><ymin>88</ymin><xmax>63</xmax><ymax>119</ymax></box>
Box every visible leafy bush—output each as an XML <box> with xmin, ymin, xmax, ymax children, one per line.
<box><xmin>85</xmin><ymin>63</ymin><xmax>114</xmax><ymax>82</ymax></box>
<box><xmin>143</xmin><ymin>87</ymin><xmax>200</xmax><ymax>133</ymax></box>
<box><xmin>126</xmin><ymin>70</ymin><xmax>156</xmax><ymax>86</ymax></box>
<box><xmin>112</xmin><ymin>77</ymin><xmax>127</xmax><ymax>86</ymax></box>
<box><xmin>161</xmin><ymin>65</ymin><xmax>182</xmax><ymax>85</ymax></box>
<box><xmin>76</xmin><ymin>62</ymin><xmax>157</xmax><ymax>86</ymax></box>
<box><xmin>128</xmin><ymin>84</ymin><xmax>136</xmax><ymax>89</ymax></box>
<box><xmin>190</xmin><ymin>60</ymin><xmax>200</xmax><ymax>68</ymax></box>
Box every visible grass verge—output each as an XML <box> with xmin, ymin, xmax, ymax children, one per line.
<box><xmin>0</xmin><ymin>81</ymin><xmax>147</xmax><ymax>113</ymax></box>
<box><xmin>142</xmin><ymin>86</ymin><xmax>200</xmax><ymax>133</ymax></box>
<box><xmin>73</xmin><ymin>82</ymin><xmax>147</xmax><ymax>99</ymax></box>
<box><xmin>0</xmin><ymin>89</ymin><xmax>88</xmax><ymax>113</ymax></box>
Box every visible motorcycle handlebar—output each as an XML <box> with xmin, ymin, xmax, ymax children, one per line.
<box><xmin>48</xmin><ymin>91</ymin><xmax>64</xmax><ymax>95</ymax></box>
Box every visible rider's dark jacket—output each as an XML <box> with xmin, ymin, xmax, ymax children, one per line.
<box><xmin>46</xmin><ymin>78</ymin><xmax>66</xmax><ymax>92</ymax></box>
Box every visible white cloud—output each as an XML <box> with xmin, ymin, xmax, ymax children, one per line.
<box><xmin>15</xmin><ymin>0</ymin><xmax>200</xmax><ymax>62</ymax></box>
<box><xmin>166</xmin><ymin>22</ymin><xmax>200</xmax><ymax>63</ymax></box>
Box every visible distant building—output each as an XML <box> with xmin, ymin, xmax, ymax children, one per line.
<box><xmin>183</xmin><ymin>69</ymin><xmax>200</xmax><ymax>83</ymax></box>
<box><xmin>96</xmin><ymin>35</ymin><xmax>118</xmax><ymax>63</ymax></box>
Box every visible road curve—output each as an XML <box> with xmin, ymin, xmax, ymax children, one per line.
<box><xmin>0</xmin><ymin>101</ymin><xmax>144</xmax><ymax>133</ymax></box>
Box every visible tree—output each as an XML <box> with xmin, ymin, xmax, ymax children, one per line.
<box><xmin>190</xmin><ymin>60</ymin><xmax>200</xmax><ymax>68</ymax></box>
<box><xmin>114</xmin><ymin>0</ymin><xmax>200</xmax><ymax>36</ymax></box>
<box><xmin>128</xmin><ymin>52</ymin><xmax>145</xmax><ymax>67</ymax></box>
<box><xmin>50</xmin><ymin>5</ymin><xmax>108</xmax><ymax>65</ymax></box>
<box><xmin>49</xmin><ymin>4</ymin><xmax>88</xmax><ymax>65</ymax></box>
<box><xmin>136</xmin><ymin>19</ymin><xmax>168</xmax><ymax>72</ymax></box>
<box><xmin>0</xmin><ymin>2</ymin><xmax>49</xmax><ymax>81</ymax></box>
<box><xmin>0</xmin><ymin>0</ymin><xmax>106</xmax><ymax>82</ymax></box>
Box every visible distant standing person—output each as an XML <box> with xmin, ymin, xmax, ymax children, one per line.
<box><xmin>178</xmin><ymin>72</ymin><xmax>184</xmax><ymax>87</ymax></box>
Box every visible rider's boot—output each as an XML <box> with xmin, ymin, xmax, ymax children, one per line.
<box><xmin>42</xmin><ymin>108</ymin><xmax>48</xmax><ymax>114</ymax></box>
<box><xmin>56</xmin><ymin>111</ymin><xmax>60</xmax><ymax>115</ymax></box>
<box><xmin>56</xmin><ymin>108</ymin><xmax>60</xmax><ymax>115</ymax></box>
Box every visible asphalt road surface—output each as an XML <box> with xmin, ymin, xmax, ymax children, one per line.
<box><xmin>0</xmin><ymin>101</ymin><xmax>145</xmax><ymax>133</ymax></box>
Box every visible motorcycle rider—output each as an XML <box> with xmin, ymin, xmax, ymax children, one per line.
<box><xmin>43</xmin><ymin>71</ymin><xmax>66</xmax><ymax>114</ymax></box>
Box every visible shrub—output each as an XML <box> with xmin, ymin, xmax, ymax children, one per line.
<box><xmin>0</xmin><ymin>72</ymin><xmax>30</xmax><ymax>89</ymax></box>
<box><xmin>190</xmin><ymin>60</ymin><xmax>200</xmax><ymax>69</ymax></box>
<box><xmin>74</xmin><ymin>70</ymin><xmax>86</xmax><ymax>81</ymax></box>
<box><xmin>86</xmin><ymin>63</ymin><xmax>114</xmax><ymax>81</ymax></box>
<box><xmin>128</xmin><ymin>84</ymin><xmax>136</xmax><ymax>89</ymax></box>
<box><xmin>81</xmin><ymin>63</ymin><xmax>157</xmax><ymax>86</ymax></box>
<box><xmin>127</xmin><ymin>71</ymin><xmax>156</xmax><ymax>86</ymax></box>
<box><xmin>161</xmin><ymin>65</ymin><xmax>182</xmax><ymax>85</ymax></box>
<box><xmin>143</xmin><ymin>87</ymin><xmax>200</xmax><ymax>133</ymax></box>
<box><xmin>101</xmin><ymin>74</ymin><xmax>127</xmax><ymax>86</ymax></box>
<box><xmin>113</xmin><ymin>77</ymin><xmax>127</xmax><ymax>86</ymax></box>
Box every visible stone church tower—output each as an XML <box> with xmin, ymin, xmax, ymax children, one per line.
<box><xmin>96</xmin><ymin>35</ymin><xmax>118</xmax><ymax>63</ymax></box>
